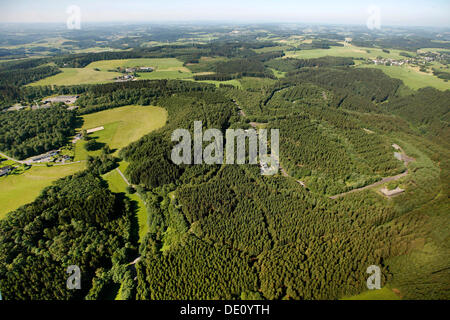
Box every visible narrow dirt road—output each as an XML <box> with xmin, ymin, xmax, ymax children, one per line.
<box><xmin>330</xmin><ymin>170</ymin><xmax>409</xmax><ymax>199</ymax></box>
<box><xmin>117</xmin><ymin>168</ymin><xmax>131</xmax><ymax>186</ymax></box>
<box><xmin>330</xmin><ymin>144</ymin><xmax>413</xmax><ymax>199</ymax></box>
<box><xmin>0</xmin><ymin>151</ymin><xmax>25</xmax><ymax>164</ymax></box>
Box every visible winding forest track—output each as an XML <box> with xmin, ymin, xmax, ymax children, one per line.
<box><xmin>330</xmin><ymin>170</ymin><xmax>409</xmax><ymax>199</ymax></box>
<box><xmin>116</xmin><ymin>167</ymin><xmax>131</xmax><ymax>186</ymax></box>
<box><xmin>232</xmin><ymin>99</ymin><xmax>414</xmax><ymax>198</ymax></box>
<box><xmin>330</xmin><ymin>144</ymin><xmax>414</xmax><ymax>199</ymax></box>
<box><xmin>0</xmin><ymin>151</ymin><xmax>25</xmax><ymax>164</ymax></box>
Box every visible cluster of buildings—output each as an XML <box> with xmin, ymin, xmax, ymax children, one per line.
<box><xmin>26</xmin><ymin>150</ymin><xmax>72</xmax><ymax>164</ymax></box>
<box><xmin>371</xmin><ymin>58</ymin><xmax>408</xmax><ymax>66</ymax></box>
<box><xmin>35</xmin><ymin>95</ymin><xmax>79</xmax><ymax>110</ymax></box>
<box><xmin>0</xmin><ymin>165</ymin><xmax>12</xmax><ymax>177</ymax></box>
<box><xmin>27</xmin><ymin>150</ymin><xmax>60</xmax><ymax>164</ymax></box>
<box><xmin>116</xmin><ymin>74</ymin><xmax>135</xmax><ymax>82</ymax></box>
<box><xmin>116</xmin><ymin>66</ymin><xmax>153</xmax><ymax>82</ymax></box>
<box><xmin>418</xmin><ymin>51</ymin><xmax>448</xmax><ymax>63</ymax></box>
<box><xmin>42</xmin><ymin>95</ymin><xmax>79</xmax><ymax>105</ymax></box>
<box><xmin>4</xmin><ymin>96</ymin><xmax>79</xmax><ymax>112</ymax></box>
<box><xmin>371</xmin><ymin>51</ymin><xmax>449</xmax><ymax>68</ymax></box>
<box><xmin>0</xmin><ymin>150</ymin><xmax>72</xmax><ymax>178</ymax></box>
<box><xmin>125</xmin><ymin>66</ymin><xmax>153</xmax><ymax>73</ymax></box>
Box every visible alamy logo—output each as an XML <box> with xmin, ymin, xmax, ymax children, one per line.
<box><xmin>66</xmin><ymin>5</ymin><xmax>81</xmax><ymax>30</ymax></box>
<box><xmin>366</xmin><ymin>265</ymin><xmax>381</xmax><ymax>290</ymax></box>
<box><xmin>367</xmin><ymin>5</ymin><xmax>381</xmax><ymax>30</ymax></box>
<box><xmin>171</xmin><ymin>121</ymin><xmax>280</xmax><ymax>175</ymax></box>
<box><xmin>66</xmin><ymin>265</ymin><xmax>81</xmax><ymax>290</ymax></box>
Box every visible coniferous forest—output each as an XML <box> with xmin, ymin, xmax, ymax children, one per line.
<box><xmin>0</xmin><ymin>25</ymin><xmax>449</xmax><ymax>302</ymax></box>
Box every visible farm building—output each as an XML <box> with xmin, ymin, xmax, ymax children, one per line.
<box><xmin>138</xmin><ymin>67</ymin><xmax>154</xmax><ymax>72</ymax></box>
<box><xmin>116</xmin><ymin>74</ymin><xmax>135</xmax><ymax>82</ymax></box>
<box><xmin>43</xmin><ymin>95</ymin><xmax>79</xmax><ymax>105</ymax></box>
<box><xmin>28</xmin><ymin>150</ymin><xmax>59</xmax><ymax>163</ymax></box>
<box><xmin>86</xmin><ymin>126</ymin><xmax>104</xmax><ymax>134</ymax></box>
<box><xmin>0</xmin><ymin>166</ymin><xmax>12</xmax><ymax>177</ymax></box>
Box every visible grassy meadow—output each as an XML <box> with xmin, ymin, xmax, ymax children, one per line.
<box><xmin>29</xmin><ymin>67</ymin><xmax>122</xmax><ymax>86</ymax></box>
<box><xmin>284</xmin><ymin>44</ymin><xmax>416</xmax><ymax>60</ymax></box>
<box><xmin>282</xmin><ymin>44</ymin><xmax>448</xmax><ymax>90</ymax></box>
<box><xmin>0</xmin><ymin>162</ymin><xmax>86</xmax><ymax>219</ymax></box>
<box><xmin>75</xmin><ymin>105</ymin><xmax>167</xmax><ymax>160</ymax></box>
<box><xmin>29</xmin><ymin>58</ymin><xmax>193</xmax><ymax>86</ymax></box>
<box><xmin>342</xmin><ymin>287</ymin><xmax>401</xmax><ymax>300</ymax></box>
<box><xmin>0</xmin><ymin>105</ymin><xmax>167</xmax><ymax>219</ymax></box>
<box><xmin>103</xmin><ymin>165</ymin><xmax>148</xmax><ymax>242</ymax></box>
<box><xmin>358</xmin><ymin>64</ymin><xmax>450</xmax><ymax>90</ymax></box>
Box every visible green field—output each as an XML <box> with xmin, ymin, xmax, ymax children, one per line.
<box><xmin>284</xmin><ymin>44</ymin><xmax>416</xmax><ymax>60</ymax></box>
<box><xmin>358</xmin><ymin>64</ymin><xmax>450</xmax><ymax>90</ymax></box>
<box><xmin>0</xmin><ymin>162</ymin><xmax>86</xmax><ymax>219</ymax></box>
<box><xmin>89</xmin><ymin>57</ymin><xmax>193</xmax><ymax>80</ymax></box>
<box><xmin>89</xmin><ymin>58</ymin><xmax>193</xmax><ymax>80</ymax></box>
<box><xmin>30</xmin><ymin>67</ymin><xmax>122</xmax><ymax>86</ymax></box>
<box><xmin>1</xmin><ymin>105</ymin><xmax>167</xmax><ymax>218</ymax></box>
<box><xmin>89</xmin><ymin>58</ymin><xmax>188</xmax><ymax>71</ymax></box>
<box><xmin>30</xmin><ymin>58</ymin><xmax>193</xmax><ymax>86</ymax></box>
<box><xmin>282</xmin><ymin>44</ymin><xmax>449</xmax><ymax>90</ymax></box>
<box><xmin>103</xmin><ymin>165</ymin><xmax>148</xmax><ymax>242</ymax></box>
<box><xmin>342</xmin><ymin>287</ymin><xmax>401</xmax><ymax>300</ymax></box>
<box><xmin>75</xmin><ymin>105</ymin><xmax>167</xmax><ymax>160</ymax></box>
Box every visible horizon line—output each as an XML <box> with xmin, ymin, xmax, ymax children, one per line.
<box><xmin>0</xmin><ymin>21</ymin><xmax>449</xmax><ymax>30</ymax></box>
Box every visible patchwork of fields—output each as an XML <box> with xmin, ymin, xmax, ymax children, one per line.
<box><xmin>30</xmin><ymin>58</ymin><xmax>193</xmax><ymax>86</ymax></box>
<box><xmin>358</xmin><ymin>64</ymin><xmax>450</xmax><ymax>90</ymax></box>
<box><xmin>284</xmin><ymin>45</ymin><xmax>416</xmax><ymax>60</ymax></box>
<box><xmin>0</xmin><ymin>105</ymin><xmax>167</xmax><ymax>219</ymax></box>
<box><xmin>283</xmin><ymin>45</ymin><xmax>449</xmax><ymax>90</ymax></box>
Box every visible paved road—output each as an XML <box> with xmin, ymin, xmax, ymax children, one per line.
<box><xmin>0</xmin><ymin>151</ymin><xmax>84</xmax><ymax>166</ymax></box>
<box><xmin>0</xmin><ymin>151</ymin><xmax>25</xmax><ymax>164</ymax></box>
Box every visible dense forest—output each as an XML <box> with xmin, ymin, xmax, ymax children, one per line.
<box><xmin>0</xmin><ymin>171</ymin><xmax>138</xmax><ymax>299</ymax></box>
<box><xmin>0</xmin><ymin>107</ymin><xmax>77</xmax><ymax>159</ymax></box>
<box><xmin>116</xmin><ymin>64</ymin><xmax>449</xmax><ymax>299</ymax></box>
<box><xmin>0</xmin><ymin>65</ymin><xmax>60</xmax><ymax>87</ymax></box>
<box><xmin>266</xmin><ymin>56</ymin><xmax>355</xmax><ymax>72</ymax></box>
<box><xmin>0</xmin><ymin>38</ymin><xmax>448</xmax><ymax>300</ymax></box>
<box><xmin>385</xmin><ymin>87</ymin><xmax>450</xmax><ymax>148</ymax></box>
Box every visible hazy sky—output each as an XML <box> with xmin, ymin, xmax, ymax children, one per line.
<box><xmin>1</xmin><ymin>0</ymin><xmax>449</xmax><ymax>27</ymax></box>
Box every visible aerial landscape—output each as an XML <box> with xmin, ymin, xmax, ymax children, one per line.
<box><xmin>0</xmin><ymin>0</ymin><xmax>449</xmax><ymax>308</ymax></box>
